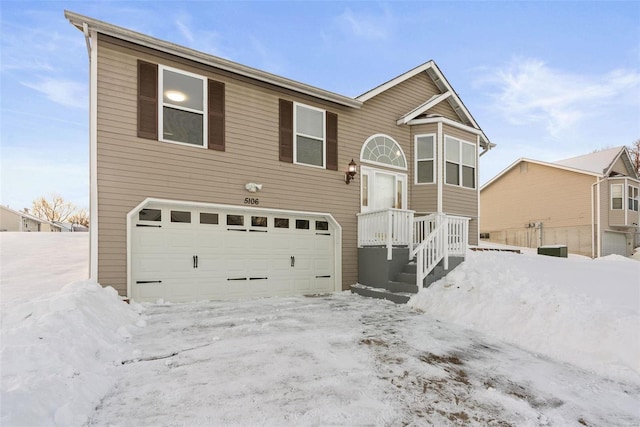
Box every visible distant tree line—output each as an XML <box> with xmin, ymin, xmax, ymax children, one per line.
<box><xmin>30</xmin><ymin>194</ymin><xmax>89</xmax><ymax>227</ymax></box>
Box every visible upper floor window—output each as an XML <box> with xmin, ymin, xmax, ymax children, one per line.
<box><xmin>415</xmin><ymin>134</ymin><xmax>435</xmax><ymax>184</ymax></box>
<box><xmin>137</xmin><ymin>61</ymin><xmax>225</xmax><ymax>151</ymax></box>
<box><xmin>294</xmin><ymin>103</ymin><xmax>325</xmax><ymax>168</ymax></box>
<box><xmin>611</xmin><ymin>184</ymin><xmax>623</xmax><ymax>210</ymax></box>
<box><xmin>445</xmin><ymin>136</ymin><xmax>476</xmax><ymax>189</ymax></box>
<box><xmin>159</xmin><ymin>66</ymin><xmax>207</xmax><ymax>147</ymax></box>
<box><xmin>360</xmin><ymin>134</ymin><xmax>407</xmax><ymax>169</ymax></box>
<box><xmin>628</xmin><ymin>185</ymin><xmax>639</xmax><ymax>211</ymax></box>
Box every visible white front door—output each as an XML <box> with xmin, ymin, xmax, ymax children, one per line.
<box><xmin>361</xmin><ymin>166</ymin><xmax>407</xmax><ymax>212</ymax></box>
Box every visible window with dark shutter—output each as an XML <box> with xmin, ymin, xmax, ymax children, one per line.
<box><xmin>279</xmin><ymin>99</ymin><xmax>294</xmax><ymax>163</ymax></box>
<box><xmin>326</xmin><ymin>111</ymin><xmax>338</xmax><ymax>171</ymax></box>
<box><xmin>208</xmin><ymin>80</ymin><xmax>225</xmax><ymax>151</ymax></box>
<box><xmin>138</xmin><ymin>60</ymin><xmax>158</xmax><ymax>140</ymax></box>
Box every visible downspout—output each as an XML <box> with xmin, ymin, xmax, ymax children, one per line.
<box><xmin>84</xmin><ymin>23</ymin><xmax>99</xmax><ymax>282</ymax></box>
<box><xmin>437</xmin><ymin>121</ymin><xmax>443</xmax><ymax>213</ymax></box>
<box><xmin>592</xmin><ymin>177</ymin><xmax>605</xmax><ymax>258</ymax></box>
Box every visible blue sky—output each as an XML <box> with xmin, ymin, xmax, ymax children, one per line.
<box><xmin>1</xmin><ymin>1</ymin><xmax>639</xmax><ymax>211</ymax></box>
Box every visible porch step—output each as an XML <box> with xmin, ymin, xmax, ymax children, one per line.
<box><xmin>353</xmin><ymin>255</ymin><xmax>466</xmax><ymax>304</ymax></box>
<box><xmin>350</xmin><ymin>284</ymin><xmax>413</xmax><ymax>304</ymax></box>
<box><xmin>386</xmin><ymin>280</ymin><xmax>419</xmax><ymax>294</ymax></box>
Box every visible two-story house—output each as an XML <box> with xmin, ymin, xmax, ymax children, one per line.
<box><xmin>66</xmin><ymin>11</ymin><xmax>494</xmax><ymax>303</ymax></box>
<box><xmin>481</xmin><ymin>146</ymin><xmax>639</xmax><ymax>257</ymax></box>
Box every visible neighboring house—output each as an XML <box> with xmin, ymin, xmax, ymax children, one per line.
<box><xmin>0</xmin><ymin>205</ymin><xmax>62</xmax><ymax>232</ymax></box>
<box><xmin>53</xmin><ymin>221</ymin><xmax>90</xmax><ymax>232</ymax></box>
<box><xmin>66</xmin><ymin>11</ymin><xmax>494</xmax><ymax>303</ymax></box>
<box><xmin>480</xmin><ymin>146</ymin><xmax>640</xmax><ymax>257</ymax></box>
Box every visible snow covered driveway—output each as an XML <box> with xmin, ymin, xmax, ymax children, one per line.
<box><xmin>90</xmin><ymin>294</ymin><xmax>640</xmax><ymax>426</ymax></box>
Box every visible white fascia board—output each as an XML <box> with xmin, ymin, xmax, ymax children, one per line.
<box><xmin>481</xmin><ymin>158</ymin><xmax>603</xmax><ymax>192</ymax></box>
<box><xmin>396</xmin><ymin>92</ymin><xmax>452</xmax><ymax>125</ymax></box>
<box><xmin>356</xmin><ymin>60</ymin><xmax>436</xmax><ymax>102</ymax></box>
<box><xmin>605</xmin><ymin>147</ymin><xmax>638</xmax><ymax>180</ymax></box>
<box><xmin>407</xmin><ymin>116</ymin><xmax>494</xmax><ymax>151</ymax></box>
<box><xmin>408</xmin><ymin>116</ymin><xmax>483</xmax><ymax>136</ymax></box>
<box><xmin>64</xmin><ymin>11</ymin><xmax>361</xmax><ymax>110</ymax></box>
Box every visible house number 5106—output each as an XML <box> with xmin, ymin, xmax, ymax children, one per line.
<box><xmin>244</xmin><ymin>198</ymin><xmax>259</xmax><ymax>205</ymax></box>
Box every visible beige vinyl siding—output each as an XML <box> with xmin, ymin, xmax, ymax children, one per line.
<box><xmin>96</xmin><ymin>38</ymin><xmax>363</xmax><ymax>294</ymax></box>
<box><xmin>0</xmin><ymin>207</ymin><xmax>22</xmax><ymax>232</ymax></box>
<box><xmin>95</xmin><ymin>35</ymin><xmax>484</xmax><ymax>295</ymax></box>
<box><xmin>610</xmin><ymin>156</ymin><xmax>628</xmax><ymax>176</ymax></box>
<box><xmin>481</xmin><ymin>161</ymin><xmax>597</xmax><ymax>255</ymax></box>
<box><xmin>482</xmin><ymin>162</ymin><xmax>595</xmax><ymax>230</ymax></box>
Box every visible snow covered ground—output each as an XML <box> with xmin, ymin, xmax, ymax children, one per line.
<box><xmin>1</xmin><ymin>233</ymin><xmax>639</xmax><ymax>426</ymax></box>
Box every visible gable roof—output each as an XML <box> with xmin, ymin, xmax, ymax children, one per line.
<box><xmin>65</xmin><ymin>11</ymin><xmax>493</xmax><ymax>151</ymax></box>
<box><xmin>356</xmin><ymin>60</ymin><xmax>493</xmax><ymax>149</ymax></box>
<box><xmin>482</xmin><ymin>146</ymin><xmax>638</xmax><ymax>191</ymax></box>
<box><xmin>554</xmin><ymin>146</ymin><xmax>637</xmax><ymax>178</ymax></box>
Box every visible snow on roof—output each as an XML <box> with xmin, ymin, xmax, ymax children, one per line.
<box><xmin>553</xmin><ymin>146</ymin><xmax>624</xmax><ymax>175</ymax></box>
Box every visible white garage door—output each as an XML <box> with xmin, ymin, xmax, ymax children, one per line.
<box><xmin>602</xmin><ymin>231</ymin><xmax>627</xmax><ymax>257</ymax></box>
<box><xmin>130</xmin><ymin>203</ymin><xmax>338</xmax><ymax>302</ymax></box>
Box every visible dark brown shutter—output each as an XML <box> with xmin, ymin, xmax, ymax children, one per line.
<box><xmin>279</xmin><ymin>99</ymin><xmax>294</xmax><ymax>163</ymax></box>
<box><xmin>325</xmin><ymin>111</ymin><xmax>338</xmax><ymax>170</ymax></box>
<box><xmin>137</xmin><ymin>60</ymin><xmax>158</xmax><ymax>140</ymax></box>
<box><xmin>208</xmin><ymin>80</ymin><xmax>225</xmax><ymax>151</ymax></box>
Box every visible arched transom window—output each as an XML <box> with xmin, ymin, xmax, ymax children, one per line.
<box><xmin>360</xmin><ymin>134</ymin><xmax>407</xmax><ymax>169</ymax></box>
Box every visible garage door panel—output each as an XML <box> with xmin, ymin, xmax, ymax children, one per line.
<box><xmin>602</xmin><ymin>232</ymin><xmax>627</xmax><ymax>256</ymax></box>
<box><xmin>135</xmin><ymin>282</ymin><xmax>165</xmax><ymax>301</ymax></box>
<box><xmin>132</xmin><ymin>206</ymin><xmax>337</xmax><ymax>302</ymax></box>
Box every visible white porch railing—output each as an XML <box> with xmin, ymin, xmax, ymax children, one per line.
<box><xmin>411</xmin><ymin>213</ymin><xmax>469</xmax><ymax>287</ymax></box>
<box><xmin>357</xmin><ymin>208</ymin><xmax>414</xmax><ymax>260</ymax></box>
<box><xmin>358</xmin><ymin>209</ymin><xmax>470</xmax><ymax>287</ymax></box>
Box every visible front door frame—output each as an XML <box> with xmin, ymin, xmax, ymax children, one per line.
<box><xmin>360</xmin><ymin>165</ymin><xmax>408</xmax><ymax>213</ymax></box>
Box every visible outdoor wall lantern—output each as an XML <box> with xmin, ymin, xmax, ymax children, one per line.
<box><xmin>345</xmin><ymin>159</ymin><xmax>357</xmax><ymax>184</ymax></box>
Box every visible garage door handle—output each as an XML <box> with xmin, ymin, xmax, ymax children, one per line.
<box><xmin>136</xmin><ymin>280</ymin><xmax>162</xmax><ymax>284</ymax></box>
<box><xmin>315</xmin><ymin>275</ymin><xmax>331</xmax><ymax>278</ymax></box>
<box><xmin>193</xmin><ymin>255</ymin><xmax>199</xmax><ymax>269</ymax></box>
<box><xmin>290</xmin><ymin>256</ymin><xmax>295</xmax><ymax>267</ymax></box>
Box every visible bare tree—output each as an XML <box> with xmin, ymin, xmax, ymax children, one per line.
<box><xmin>31</xmin><ymin>194</ymin><xmax>76</xmax><ymax>223</ymax></box>
<box><xmin>629</xmin><ymin>139</ymin><xmax>640</xmax><ymax>175</ymax></box>
<box><xmin>68</xmin><ymin>209</ymin><xmax>90</xmax><ymax>228</ymax></box>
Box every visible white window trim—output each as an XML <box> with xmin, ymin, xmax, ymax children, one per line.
<box><xmin>360</xmin><ymin>134</ymin><xmax>408</xmax><ymax>171</ymax></box>
<box><xmin>611</xmin><ymin>183</ymin><xmax>623</xmax><ymax>210</ymax></box>
<box><xmin>414</xmin><ymin>134</ymin><xmax>436</xmax><ymax>185</ymax></box>
<box><xmin>627</xmin><ymin>184</ymin><xmax>639</xmax><ymax>212</ymax></box>
<box><xmin>293</xmin><ymin>102</ymin><xmax>326</xmax><ymax>169</ymax></box>
<box><xmin>444</xmin><ymin>135</ymin><xmax>477</xmax><ymax>189</ymax></box>
<box><xmin>158</xmin><ymin>64</ymin><xmax>208</xmax><ymax>149</ymax></box>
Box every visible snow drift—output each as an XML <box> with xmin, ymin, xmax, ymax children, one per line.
<box><xmin>1</xmin><ymin>280</ymin><xmax>141</xmax><ymax>426</ymax></box>
<box><xmin>408</xmin><ymin>250</ymin><xmax>640</xmax><ymax>384</ymax></box>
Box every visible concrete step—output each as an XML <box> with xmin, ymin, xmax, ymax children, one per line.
<box><xmin>385</xmin><ymin>280</ymin><xmax>419</xmax><ymax>294</ymax></box>
<box><xmin>403</xmin><ymin>262</ymin><xmax>417</xmax><ymax>274</ymax></box>
<box><xmin>395</xmin><ymin>272</ymin><xmax>417</xmax><ymax>285</ymax></box>
<box><xmin>350</xmin><ymin>284</ymin><xmax>412</xmax><ymax>304</ymax></box>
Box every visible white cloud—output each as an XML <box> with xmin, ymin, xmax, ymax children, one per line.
<box><xmin>21</xmin><ymin>78</ymin><xmax>88</xmax><ymax>109</ymax></box>
<box><xmin>477</xmin><ymin>58</ymin><xmax>640</xmax><ymax>138</ymax></box>
<box><xmin>172</xmin><ymin>12</ymin><xmax>223</xmax><ymax>57</ymax></box>
<box><xmin>336</xmin><ymin>8</ymin><xmax>392</xmax><ymax>40</ymax></box>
